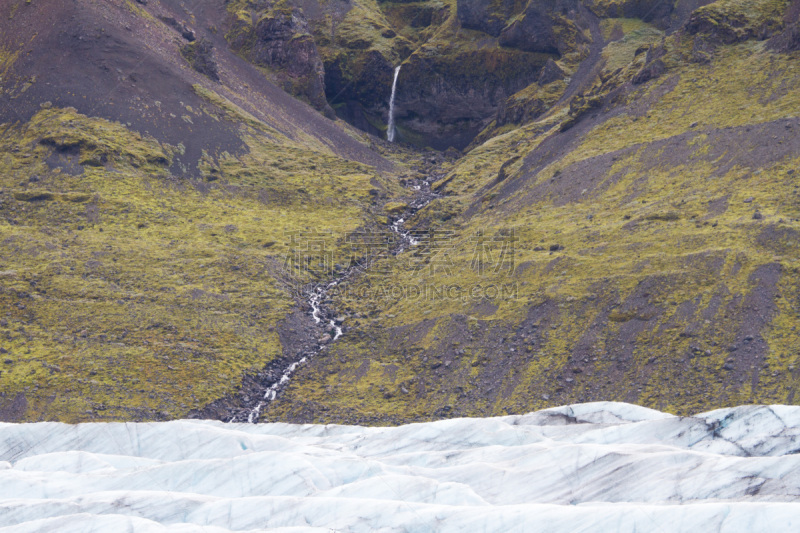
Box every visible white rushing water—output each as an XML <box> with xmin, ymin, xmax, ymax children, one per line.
<box><xmin>389</xmin><ymin>179</ymin><xmax>436</xmax><ymax>252</ymax></box>
<box><xmin>311</xmin><ymin>282</ymin><xmax>343</xmax><ymax>340</ymax></box>
<box><xmin>3</xmin><ymin>403</ymin><xmax>800</xmax><ymax>532</ymax></box>
<box><xmin>244</xmin><ymin>283</ymin><xmax>340</xmax><ymax>424</ymax></box>
<box><xmin>387</xmin><ymin>65</ymin><xmax>401</xmax><ymax>142</ymax></box>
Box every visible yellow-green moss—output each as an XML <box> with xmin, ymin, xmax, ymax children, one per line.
<box><xmin>0</xmin><ymin>106</ymin><xmax>391</xmax><ymax>422</ymax></box>
<box><xmin>269</xmin><ymin>35</ymin><xmax>800</xmax><ymax>421</ymax></box>
<box><xmin>601</xmin><ymin>18</ymin><xmax>663</xmax><ymax>71</ymax></box>
<box><xmin>0</xmin><ymin>46</ymin><xmax>20</xmax><ymax>78</ymax></box>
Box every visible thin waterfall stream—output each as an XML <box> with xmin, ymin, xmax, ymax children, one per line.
<box><xmin>387</xmin><ymin>65</ymin><xmax>401</xmax><ymax>142</ymax></box>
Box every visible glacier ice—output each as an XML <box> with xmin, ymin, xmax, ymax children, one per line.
<box><xmin>0</xmin><ymin>402</ymin><xmax>799</xmax><ymax>532</ymax></box>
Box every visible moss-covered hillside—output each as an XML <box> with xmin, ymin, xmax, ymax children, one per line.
<box><xmin>267</xmin><ymin>0</ymin><xmax>800</xmax><ymax>423</ymax></box>
<box><xmin>0</xmin><ymin>0</ymin><xmax>405</xmax><ymax>421</ymax></box>
<box><xmin>0</xmin><ymin>102</ymin><xmax>397</xmax><ymax>421</ymax></box>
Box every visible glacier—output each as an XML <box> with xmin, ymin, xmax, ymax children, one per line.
<box><xmin>1</xmin><ymin>402</ymin><xmax>799</xmax><ymax>532</ymax></box>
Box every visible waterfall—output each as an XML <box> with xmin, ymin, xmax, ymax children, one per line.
<box><xmin>387</xmin><ymin>65</ymin><xmax>401</xmax><ymax>142</ymax></box>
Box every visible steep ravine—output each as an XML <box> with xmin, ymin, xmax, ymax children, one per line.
<box><xmin>225</xmin><ymin>170</ymin><xmax>442</xmax><ymax>423</ymax></box>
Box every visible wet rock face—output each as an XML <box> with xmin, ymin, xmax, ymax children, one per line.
<box><xmin>325</xmin><ymin>49</ymin><xmax>395</xmax><ymax>137</ymax></box>
<box><xmin>379</xmin><ymin>0</ymin><xmax>585</xmax><ymax>149</ymax></box>
<box><xmin>395</xmin><ymin>48</ymin><xmax>551</xmax><ymax>150</ymax></box>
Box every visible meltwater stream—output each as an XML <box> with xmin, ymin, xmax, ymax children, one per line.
<box><xmin>242</xmin><ymin>283</ymin><xmax>343</xmax><ymax>424</ymax></box>
<box><xmin>239</xmin><ymin>175</ymin><xmax>439</xmax><ymax>423</ymax></box>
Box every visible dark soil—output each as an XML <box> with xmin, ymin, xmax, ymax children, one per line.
<box><xmin>0</xmin><ymin>0</ymin><xmax>395</xmax><ymax>173</ymax></box>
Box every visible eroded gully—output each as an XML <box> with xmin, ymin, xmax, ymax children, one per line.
<box><xmin>229</xmin><ymin>171</ymin><xmax>441</xmax><ymax>423</ymax></box>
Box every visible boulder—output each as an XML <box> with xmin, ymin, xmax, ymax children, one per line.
<box><xmin>538</xmin><ymin>59</ymin><xmax>566</xmax><ymax>85</ymax></box>
<box><xmin>632</xmin><ymin>58</ymin><xmax>666</xmax><ymax>85</ymax></box>
<box><xmin>180</xmin><ymin>39</ymin><xmax>219</xmax><ymax>82</ymax></box>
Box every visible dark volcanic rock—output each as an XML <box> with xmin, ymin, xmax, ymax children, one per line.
<box><xmin>459</xmin><ymin>0</ymin><xmax>580</xmax><ymax>53</ymax></box>
<box><xmin>632</xmin><ymin>58</ymin><xmax>666</xmax><ymax>84</ymax></box>
<box><xmin>496</xmin><ymin>157</ymin><xmax>521</xmax><ymax>182</ymax></box>
<box><xmin>180</xmin><ymin>39</ymin><xmax>219</xmax><ymax>82</ymax></box>
<box><xmin>388</xmin><ymin>0</ymin><xmax>589</xmax><ymax>148</ymax></box>
<box><xmin>768</xmin><ymin>23</ymin><xmax>800</xmax><ymax>52</ymax></box>
<box><xmin>684</xmin><ymin>1</ymin><xmax>785</xmax><ymax>45</ymax></box>
<box><xmin>498</xmin><ymin>12</ymin><xmax>558</xmax><ymax>53</ymax></box>
<box><xmin>394</xmin><ymin>47</ymin><xmax>551</xmax><ymax>150</ymax></box>
<box><xmin>587</xmin><ymin>0</ymin><xmax>675</xmax><ymax>28</ymax></box>
<box><xmin>457</xmin><ymin>0</ymin><xmax>518</xmax><ymax>37</ymax></box>
<box><xmin>538</xmin><ymin>58</ymin><xmax>566</xmax><ymax>85</ymax></box>
<box><xmin>227</xmin><ymin>6</ymin><xmax>330</xmax><ymax>114</ymax></box>
<box><xmin>159</xmin><ymin>16</ymin><xmax>195</xmax><ymax>41</ymax></box>
<box><xmin>495</xmin><ymin>97</ymin><xmax>550</xmax><ymax>127</ymax></box>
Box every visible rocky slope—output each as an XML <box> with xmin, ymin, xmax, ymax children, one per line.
<box><xmin>1</xmin><ymin>0</ymin><xmax>800</xmax><ymax>424</ymax></box>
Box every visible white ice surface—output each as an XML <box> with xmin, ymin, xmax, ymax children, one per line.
<box><xmin>1</xmin><ymin>402</ymin><xmax>799</xmax><ymax>532</ymax></box>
